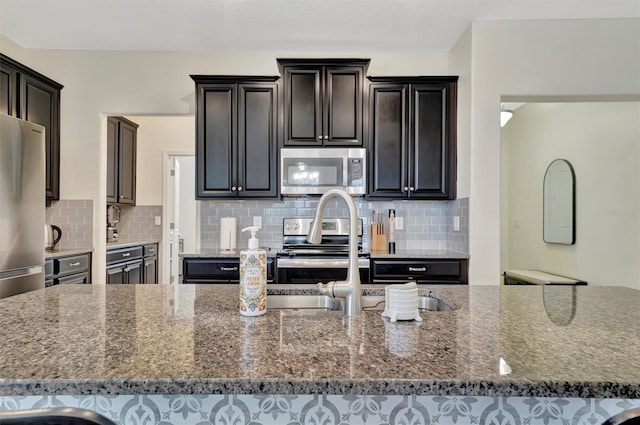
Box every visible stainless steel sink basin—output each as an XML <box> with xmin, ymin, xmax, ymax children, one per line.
<box><xmin>266</xmin><ymin>294</ymin><xmax>454</xmax><ymax>312</ymax></box>
<box><xmin>266</xmin><ymin>294</ymin><xmax>343</xmax><ymax>311</ymax></box>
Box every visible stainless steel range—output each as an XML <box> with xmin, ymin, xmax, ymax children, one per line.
<box><xmin>276</xmin><ymin>218</ymin><xmax>370</xmax><ymax>284</ymax></box>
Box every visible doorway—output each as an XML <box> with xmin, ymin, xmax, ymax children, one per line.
<box><xmin>163</xmin><ymin>153</ymin><xmax>199</xmax><ymax>284</ymax></box>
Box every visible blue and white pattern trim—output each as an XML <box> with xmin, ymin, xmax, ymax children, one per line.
<box><xmin>1</xmin><ymin>394</ymin><xmax>638</xmax><ymax>424</ymax></box>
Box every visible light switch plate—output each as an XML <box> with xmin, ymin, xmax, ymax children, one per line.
<box><xmin>453</xmin><ymin>216</ymin><xmax>460</xmax><ymax>231</ymax></box>
<box><xmin>394</xmin><ymin>217</ymin><xmax>404</xmax><ymax>230</ymax></box>
<box><xmin>154</xmin><ymin>216</ymin><xmax>161</xmax><ymax>226</ymax></box>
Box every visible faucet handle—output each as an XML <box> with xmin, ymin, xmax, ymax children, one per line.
<box><xmin>317</xmin><ymin>281</ymin><xmax>336</xmax><ymax>297</ymax></box>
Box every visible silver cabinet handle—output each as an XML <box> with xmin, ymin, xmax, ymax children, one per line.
<box><xmin>220</xmin><ymin>266</ymin><xmax>238</xmax><ymax>272</ymax></box>
<box><xmin>410</xmin><ymin>187</ymin><xmax>415</xmax><ymax>192</ymax></box>
<box><xmin>231</xmin><ymin>186</ymin><xmax>236</xmax><ymax>191</ymax></box>
<box><xmin>122</xmin><ymin>252</ymin><xmax>131</xmax><ymax>257</ymax></box>
<box><xmin>408</xmin><ymin>266</ymin><xmax>427</xmax><ymax>272</ymax></box>
<box><xmin>323</xmin><ymin>135</ymin><xmax>328</xmax><ymax>140</ymax></box>
<box><xmin>237</xmin><ymin>186</ymin><xmax>243</xmax><ymax>191</ymax></box>
<box><xmin>403</xmin><ymin>187</ymin><xmax>409</xmax><ymax>192</ymax></box>
<box><xmin>69</xmin><ymin>262</ymin><xmax>81</xmax><ymax>267</ymax></box>
<box><xmin>317</xmin><ymin>135</ymin><xmax>322</xmax><ymax>140</ymax></box>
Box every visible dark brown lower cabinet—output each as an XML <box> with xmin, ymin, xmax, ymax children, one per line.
<box><xmin>143</xmin><ymin>244</ymin><xmax>158</xmax><ymax>284</ymax></box>
<box><xmin>106</xmin><ymin>246</ymin><xmax>143</xmax><ymax>284</ymax></box>
<box><xmin>182</xmin><ymin>257</ymin><xmax>275</xmax><ymax>283</ymax></box>
<box><xmin>107</xmin><ymin>244</ymin><xmax>157</xmax><ymax>284</ymax></box>
<box><xmin>371</xmin><ymin>258</ymin><xmax>468</xmax><ymax>284</ymax></box>
<box><xmin>45</xmin><ymin>252</ymin><xmax>92</xmax><ymax>287</ymax></box>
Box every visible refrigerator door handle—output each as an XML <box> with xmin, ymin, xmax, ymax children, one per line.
<box><xmin>0</xmin><ymin>266</ymin><xmax>45</xmax><ymax>281</ymax></box>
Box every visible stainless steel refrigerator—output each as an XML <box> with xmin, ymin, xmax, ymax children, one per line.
<box><xmin>0</xmin><ymin>113</ymin><xmax>45</xmax><ymax>298</ymax></box>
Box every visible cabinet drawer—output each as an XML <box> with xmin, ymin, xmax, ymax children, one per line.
<box><xmin>56</xmin><ymin>272</ymin><xmax>89</xmax><ymax>285</ymax></box>
<box><xmin>183</xmin><ymin>257</ymin><xmax>275</xmax><ymax>283</ymax></box>
<box><xmin>372</xmin><ymin>259</ymin><xmax>468</xmax><ymax>284</ymax></box>
<box><xmin>107</xmin><ymin>246</ymin><xmax>143</xmax><ymax>265</ymax></box>
<box><xmin>183</xmin><ymin>258</ymin><xmax>240</xmax><ymax>282</ymax></box>
<box><xmin>143</xmin><ymin>244</ymin><xmax>157</xmax><ymax>257</ymax></box>
<box><xmin>55</xmin><ymin>254</ymin><xmax>90</xmax><ymax>276</ymax></box>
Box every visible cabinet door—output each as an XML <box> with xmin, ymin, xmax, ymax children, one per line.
<box><xmin>367</xmin><ymin>83</ymin><xmax>408</xmax><ymax>198</ymax></box>
<box><xmin>126</xmin><ymin>259</ymin><xmax>143</xmax><ymax>284</ymax></box>
<box><xmin>106</xmin><ymin>117</ymin><xmax>119</xmax><ymax>203</ymax></box>
<box><xmin>196</xmin><ymin>84</ymin><xmax>237</xmax><ymax>198</ymax></box>
<box><xmin>237</xmin><ymin>83</ymin><xmax>278</xmax><ymax>198</ymax></box>
<box><xmin>21</xmin><ymin>73</ymin><xmax>60</xmax><ymax>202</ymax></box>
<box><xmin>117</xmin><ymin>119</ymin><xmax>137</xmax><ymax>205</ymax></box>
<box><xmin>106</xmin><ymin>265</ymin><xmax>126</xmax><ymax>284</ymax></box>
<box><xmin>143</xmin><ymin>257</ymin><xmax>157</xmax><ymax>284</ymax></box>
<box><xmin>324</xmin><ymin>66</ymin><xmax>363</xmax><ymax>146</ymax></box>
<box><xmin>0</xmin><ymin>62</ymin><xmax>17</xmax><ymax>116</ymax></box>
<box><xmin>282</xmin><ymin>66</ymin><xmax>322</xmax><ymax>146</ymax></box>
<box><xmin>57</xmin><ymin>272</ymin><xmax>89</xmax><ymax>285</ymax></box>
<box><xmin>409</xmin><ymin>83</ymin><xmax>456</xmax><ymax>199</ymax></box>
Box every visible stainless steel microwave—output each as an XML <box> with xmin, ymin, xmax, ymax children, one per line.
<box><xmin>280</xmin><ymin>148</ymin><xmax>366</xmax><ymax>196</ymax></box>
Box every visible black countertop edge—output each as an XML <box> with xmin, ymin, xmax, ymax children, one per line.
<box><xmin>1</xmin><ymin>379</ymin><xmax>636</xmax><ymax>398</ymax></box>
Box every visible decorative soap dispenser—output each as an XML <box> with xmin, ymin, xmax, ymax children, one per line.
<box><xmin>239</xmin><ymin>226</ymin><xmax>267</xmax><ymax>316</ymax></box>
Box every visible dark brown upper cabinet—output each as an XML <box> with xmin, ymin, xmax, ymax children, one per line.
<box><xmin>191</xmin><ymin>76</ymin><xmax>279</xmax><ymax>199</ymax></box>
<box><xmin>107</xmin><ymin>116</ymin><xmax>138</xmax><ymax>205</ymax></box>
<box><xmin>1</xmin><ymin>54</ymin><xmax>62</xmax><ymax>203</ymax></box>
<box><xmin>367</xmin><ymin>76</ymin><xmax>458</xmax><ymax>200</ymax></box>
<box><xmin>278</xmin><ymin>59</ymin><xmax>369</xmax><ymax>147</ymax></box>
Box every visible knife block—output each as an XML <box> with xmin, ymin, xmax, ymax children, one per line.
<box><xmin>371</xmin><ymin>224</ymin><xmax>387</xmax><ymax>253</ymax></box>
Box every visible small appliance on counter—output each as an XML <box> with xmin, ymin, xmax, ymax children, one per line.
<box><xmin>45</xmin><ymin>225</ymin><xmax>62</xmax><ymax>251</ymax></box>
<box><xmin>106</xmin><ymin>205</ymin><xmax>121</xmax><ymax>242</ymax></box>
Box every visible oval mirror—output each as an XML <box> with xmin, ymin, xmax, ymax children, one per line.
<box><xmin>543</xmin><ymin>159</ymin><xmax>575</xmax><ymax>244</ymax></box>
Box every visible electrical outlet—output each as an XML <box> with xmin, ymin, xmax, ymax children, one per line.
<box><xmin>394</xmin><ymin>217</ymin><xmax>404</xmax><ymax>230</ymax></box>
<box><xmin>253</xmin><ymin>216</ymin><xmax>262</xmax><ymax>229</ymax></box>
<box><xmin>453</xmin><ymin>216</ymin><xmax>460</xmax><ymax>231</ymax></box>
<box><xmin>154</xmin><ymin>216</ymin><xmax>161</xmax><ymax>226</ymax></box>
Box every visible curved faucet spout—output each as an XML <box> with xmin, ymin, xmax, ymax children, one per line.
<box><xmin>308</xmin><ymin>188</ymin><xmax>362</xmax><ymax>316</ymax></box>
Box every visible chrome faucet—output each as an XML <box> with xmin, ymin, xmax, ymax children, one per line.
<box><xmin>307</xmin><ymin>188</ymin><xmax>362</xmax><ymax>316</ymax></box>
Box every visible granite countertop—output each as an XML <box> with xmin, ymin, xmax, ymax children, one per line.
<box><xmin>0</xmin><ymin>284</ymin><xmax>638</xmax><ymax>398</ymax></box>
<box><xmin>44</xmin><ymin>248</ymin><xmax>94</xmax><ymax>259</ymax></box>
<box><xmin>106</xmin><ymin>239</ymin><xmax>161</xmax><ymax>250</ymax></box>
<box><xmin>180</xmin><ymin>247</ymin><xmax>280</xmax><ymax>258</ymax></box>
<box><xmin>369</xmin><ymin>249</ymin><xmax>469</xmax><ymax>259</ymax></box>
<box><xmin>181</xmin><ymin>248</ymin><xmax>466</xmax><ymax>259</ymax></box>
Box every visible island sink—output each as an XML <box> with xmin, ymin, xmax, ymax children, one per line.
<box><xmin>266</xmin><ymin>293</ymin><xmax>455</xmax><ymax>312</ymax></box>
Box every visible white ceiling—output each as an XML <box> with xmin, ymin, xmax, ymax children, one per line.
<box><xmin>1</xmin><ymin>0</ymin><xmax>639</xmax><ymax>53</ymax></box>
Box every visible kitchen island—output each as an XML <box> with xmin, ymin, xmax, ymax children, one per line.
<box><xmin>0</xmin><ymin>284</ymin><xmax>638</xmax><ymax>424</ymax></box>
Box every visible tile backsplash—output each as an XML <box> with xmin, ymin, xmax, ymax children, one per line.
<box><xmin>117</xmin><ymin>205</ymin><xmax>162</xmax><ymax>242</ymax></box>
<box><xmin>200</xmin><ymin>197</ymin><xmax>469</xmax><ymax>253</ymax></box>
<box><xmin>45</xmin><ymin>200</ymin><xmax>93</xmax><ymax>250</ymax></box>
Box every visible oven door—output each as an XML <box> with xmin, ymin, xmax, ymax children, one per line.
<box><xmin>276</xmin><ymin>257</ymin><xmax>370</xmax><ymax>284</ymax></box>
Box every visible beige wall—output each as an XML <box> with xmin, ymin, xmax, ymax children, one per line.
<box><xmin>468</xmin><ymin>18</ymin><xmax>640</xmax><ymax>284</ymax></box>
<box><xmin>130</xmin><ymin>115</ymin><xmax>195</xmax><ymax>206</ymax></box>
<box><xmin>502</xmin><ymin>102</ymin><xmax>640</xmax><ymax>288</ymax></box>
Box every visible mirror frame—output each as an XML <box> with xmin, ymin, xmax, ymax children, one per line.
<box><xmin>543</xmin><ymin>159</ymin><xmax>576</xmax><ymax>245</ymax></box>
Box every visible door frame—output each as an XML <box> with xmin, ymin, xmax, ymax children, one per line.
<box><xmin>162</xmin><ymin>151</ymin><xmax>198</xmax><ymax>284</ymax></box>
